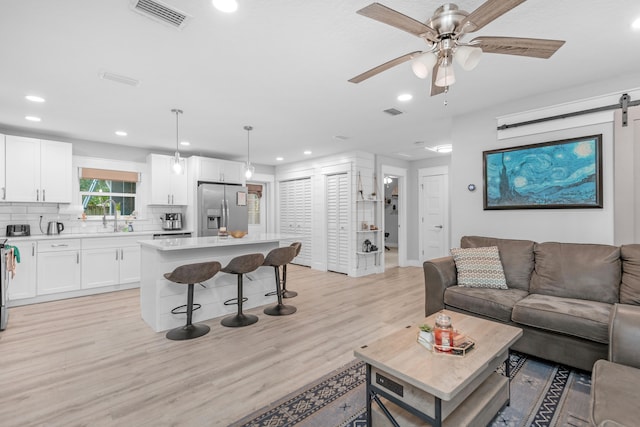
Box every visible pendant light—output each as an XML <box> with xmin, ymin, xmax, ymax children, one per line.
<box><xmin>244</xmin><ymin>125</ymin><xmax>255</xmax><ymax>179</ymax></box>
<box><xmin>171</xmin><ymin>108</ymin><xmax>185</xmax><ymax>174</ymax></box>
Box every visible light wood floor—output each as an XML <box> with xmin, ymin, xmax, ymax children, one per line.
<box><xmin>0</xmin><ymin>264</ymin><xmax>425</xmax><ymax>426</ymax></box>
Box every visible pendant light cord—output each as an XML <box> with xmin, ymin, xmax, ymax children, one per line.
<box><xmin>244</xmin><ymin>125</ymin><xmax>253</xmax><ymax>166</ymax></box>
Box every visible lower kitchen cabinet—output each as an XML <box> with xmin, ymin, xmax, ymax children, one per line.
<box><xmin>37</xmin><ymin>239</ymin><xmax>81</xmax><ymax>295</ymax></box>
<box><xmin>7</xmin><ymin>240</ymin><xmax>37</xmax><ymax>300</ymax></box>
<box><xmin>81</xmin><ymin>236</ymin><xmax>141</xmax><ymax>289</ymax></box>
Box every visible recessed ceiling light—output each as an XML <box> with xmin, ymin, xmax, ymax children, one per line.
<box><xmin>180</xmin><ymin>141</ymin><xmax>190</xmax><ymax>146</ymax></box>
<box><xmin>25</xmin><ymin>95</ymin><xmax>45</xmax><ymax>103</ymax></box>
<box><xmin>303</xmin><ymin>150</ymin><xmax>312</xmax><ymax>155</ymax></box>
<box><xmin>633</xmin><ymin>17</ymin><xmax>640</xmax><ymax>30</ymax></box>
<box><xmin>397</xmin><ymin>93</ymin><xmax>413</xmax><ymax>101</ymax></box>
<box><xmin>276</xmin><ymin>157</ymin><xmax>284</xmax><ymax>161</ymax></box>
<box><xmin>25</xmin><ymin>116</ymin><xmax>41</xmax><ymax>122</ymax></box>
<box><xmin>212</xmin><ymin>0</ymin><xmax>238</xmax><ymax>13</ymax></box>
<box><xmin>115</xmin><ymin>131</ymin><xmax>127</xmax><ymax>136</ymax></box>
<box><xmin>333</xmin><ymin>135</ymin><xmax>349</xmax><ymax>141</ymax></box>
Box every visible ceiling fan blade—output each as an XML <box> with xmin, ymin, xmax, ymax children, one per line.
<box><xmin>456</xmin><ymin>0</ymin><xmax>526</xmax><ymax>33</ymax></box>
<box><xmin>430</xmin><ymin>66</ymin><xmax>446</xmax><ymax>97</ymax></box>
<box><xmin>349</xmin><ymin>51</ymin><xmax>422</xmax><ymax>83</ymax></box>
<box><xmin>471</xmin><ymin>36</ymin><xmax>565</xmax><ymax>58</ymax></box>
<box><xmin>357</xmin><ymin>3</ymin><xmax>438</xmax><ymax>41</ymax></box>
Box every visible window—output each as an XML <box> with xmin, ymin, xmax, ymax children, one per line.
<box><xmin>247</xmin><ymin>184</ymin><xmax>262</xmax><ymax>225</ymax></box>
<box><xmin>79</xmin><ymin>168</ymin><xmax>139</xmax><ymax>217</ymax></box>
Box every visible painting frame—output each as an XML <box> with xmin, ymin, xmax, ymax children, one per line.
<box><xmin>483</xmin><ymin>134</ymin><xmax>603</xmax><ymax>210</ymax></box>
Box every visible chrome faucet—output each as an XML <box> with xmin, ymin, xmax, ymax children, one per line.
<box><xmin>102</xmin><ymin>199</ymin><xmax>118</xmax><ymax>232</ymax></box>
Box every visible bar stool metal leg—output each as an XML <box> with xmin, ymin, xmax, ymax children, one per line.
<box><xmin>221</xmin><ymin>274</ymin><xmax>259</xmax><ymax>327</ymax></box>
<box><xmin>281</xmin><ymin>264</ymin><xmax>298</xmax><ymax>298</ymax></box>
<box><xmin>264</xmin><ymin>266</ymin><xmax>297</xmax><ymax>316</ymax></box>
<box><xmin>166</xmin><ymin>283</ymin><xmax>211</xmax><ymax>340</ymax></box>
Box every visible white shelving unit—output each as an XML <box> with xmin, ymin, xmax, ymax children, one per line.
<box><xmin>355</xmin><ymin>198</ymin><xmax>381</xmax><ymax>268</ymax></box>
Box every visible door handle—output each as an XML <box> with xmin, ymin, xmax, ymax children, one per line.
<box><xmin>434</xmin><ymin>225</ymin><xmax>443</xmax><ymax>229</ymax></box>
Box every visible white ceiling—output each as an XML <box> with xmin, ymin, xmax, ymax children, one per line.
<box><xmin>1</xmin><ymin>0</ymin><xmax>640</xmax><ymax>165</ymax></box>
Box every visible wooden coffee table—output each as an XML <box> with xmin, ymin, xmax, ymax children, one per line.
<box><xmin>354</xmin><ymin>310</ymin><xmax>523</xmax><ymax>426</ymax></box>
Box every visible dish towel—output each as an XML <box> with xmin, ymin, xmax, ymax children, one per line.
<box><xmin>5</xmin><ymin>245</ymin><xmax>20</xmax><ymax>279</ymax></box>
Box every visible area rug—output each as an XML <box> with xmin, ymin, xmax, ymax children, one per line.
<box><xmin>229</xmin><ymin>353</ymin><xmax>592</xmax><ymax>427</ymax></box>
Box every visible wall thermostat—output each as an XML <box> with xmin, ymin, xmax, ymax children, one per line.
<box><xmin>467</xmin><ymin>184</ymin><xmax>476</xmax><ymax>192</ymax></box>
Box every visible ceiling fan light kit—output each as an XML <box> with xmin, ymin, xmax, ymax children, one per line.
<box><xmin>350</xmin><ymin>0</ymin><xmax>565</xmax><ymax>96</ymax></box>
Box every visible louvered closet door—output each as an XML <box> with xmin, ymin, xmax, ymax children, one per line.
<box><xmin>279</xmin><ymin>178</ymin><xmax>312</xmax><ymax>267</ymax></box>
<box><xmin>294</xmin><ymin>178</ymin><xmax>312</xmax><ymax>266</ymax></box>
<box><xmin>327</xmin><ymin>173</ymin><xmax>349</xmax><ymax>274</ymax></box>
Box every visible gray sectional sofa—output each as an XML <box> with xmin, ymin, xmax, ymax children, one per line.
<box><xmin>423</xmin><ymin>236</ymin><xmax>640</xmax><ymax>371</ymax></box>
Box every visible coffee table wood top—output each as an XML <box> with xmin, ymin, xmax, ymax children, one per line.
<box><xmin>354</xmin><ymin>310</ymin><xmax>522</xmax><ymax>401</ymax></box>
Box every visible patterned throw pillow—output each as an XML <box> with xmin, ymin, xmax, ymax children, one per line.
<box><xmin>450</xmin><ymin>246</ymin><xmax>508</xmax><ymax>289</ymax></box>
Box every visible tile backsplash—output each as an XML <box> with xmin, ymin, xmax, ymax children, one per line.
<box><xmin>0</xmin><ymin>203</ymin><xmax>188</xmax><ymax>237</ymax></box>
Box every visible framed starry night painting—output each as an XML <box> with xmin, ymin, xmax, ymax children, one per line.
<box><xmin>483</xmin><ymin>134</ymin><xmax>603</xmax><ymax>210</ymax></box>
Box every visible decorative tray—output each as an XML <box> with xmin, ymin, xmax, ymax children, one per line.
<box><xmin>417</xmin><ymin>329</ymin><xmax>476</xmax><ymax>357</ymax></box>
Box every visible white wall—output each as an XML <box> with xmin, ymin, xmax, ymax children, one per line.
<box><xmin>448</xmin><ymin>73</ymin><xmax>640</xmax><ymax>246</ymax></box>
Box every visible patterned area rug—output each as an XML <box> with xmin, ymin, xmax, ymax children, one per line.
<box><xmin>229</xmin><ymin>353</ymin><xmax>592</xmax><ymax>427</ymax></box>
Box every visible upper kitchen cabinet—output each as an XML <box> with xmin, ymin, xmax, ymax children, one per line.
<box><xmin>147</xmin><ymin>153</ymin><xmax>188</xmax><ymax>205</ymax></box>
<box><xmin>0</xmin><ymin>135</ymin><xmax>5</xmax><ymax>200</ymax></box>
<box><xmin>196</xmin><ymin>157</ymin><xmax>245</xmax><ymax>184</ymax></box>
<box><xmin>4</xmin><ymin>136</ymin><xmax>72</xmax><ymax>203</ymax></box>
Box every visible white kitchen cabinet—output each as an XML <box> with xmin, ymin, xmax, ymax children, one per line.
<box><xmin>198</xmin><ymin>157</ymin><xmax>245</xmax><ymax>184</ymax></box>
<box><xmin>37</xmin><ymin>239</ymin><xmax>81</xmax><ymax>295</ymax></box>
<box><xmin>81</xmin><ymin>236</ymin><xmax>141</xmax><ymax>289</ymax></box>
<box><xmin>4</xmin><ymin>136</ymin><xmax>72</xmax><ymax>203</ymax></box>
<box><xmin>6</xmin><ymin>240</ymin><xmax>37</xmax><ymax>300</ymax></box>
<box><xmin>147</xmin><ymin>154</ymin><xmax>188</xmax><ymax>205</ymax></box>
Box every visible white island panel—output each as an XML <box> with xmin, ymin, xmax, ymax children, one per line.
<box><xmin>139</xmin><ymin>234</ymin><xmax>301</xmax><ymax>332</ymax></box>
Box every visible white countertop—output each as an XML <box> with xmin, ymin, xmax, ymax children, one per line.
<box><xmin>138</xmin><ymin>233</ymin><xmax>302</xmax><ymax>251</ymax></box>
<box><xmin>5</xmin><ymin>230</ymin><xmax>193</xmax><ymax>242</ymax></box>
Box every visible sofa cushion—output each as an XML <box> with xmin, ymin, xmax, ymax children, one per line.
<box><xmin>444</xmin><ymin>286</ymin><xmax>529</xmax><ymax>323</ymax></box>
<box><xmin>590</xmin><ymin>359</ymin><xmax>640</xmax><ymax>427</ymax></box>
<box><xmin>461</xmin><ymin>236</ymin><xmax>534</xmax><ymax>291</ymax></box>
<box><xmin>512</xmin><ymin>294</ymin><xmax>611</xmax><ymax>343</ymax></box>
<box><xmin>621</xmin><ymin>244</ymin><xmax>640</xmax><ymax>305</ymax></box>
<box><xmin>450</xmin><ymin>246</ymin><xmax>507</xmax><ymax>289</ymax></box>
<box><xmin>530</xmin><ymin>242</ymin><xmax>621</xmax><ymax>304</ymax></box>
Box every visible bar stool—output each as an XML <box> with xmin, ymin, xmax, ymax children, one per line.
<box><xmin>282</xmin><ymin>242</ymin><xmax>301</xmax><ymax>299</ymax></box>
<box><xmin>164</xmin><ymin>261</ymin><xmax>221</xmax><ymax>341</ymax></box>
<box><xmin>262</xmin><ymin>246</ymin><xmax>297</xmax><ymax>316</ymax></box>
<box><xmin>221</xmin><ymin>253</ymin><xmax>265</xmax><ymax>327</ymax></box>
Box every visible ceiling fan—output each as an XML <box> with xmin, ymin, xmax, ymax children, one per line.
<box><xmin>349</xmin><ymin>0</ymin><xmax>565</xmax><ymax>96</ymax></box>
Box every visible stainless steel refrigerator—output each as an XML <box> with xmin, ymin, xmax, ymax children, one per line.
<box><xmin>197</xmin><ymin>182</ymin><xmax>248</xmax><ymax>236</ymax></box>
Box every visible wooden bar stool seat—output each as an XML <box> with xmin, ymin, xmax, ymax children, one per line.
<box><xmin>220</xmin><ymin>253</ymin><xmax>265</xmax><ymax>327</ymax></box>
<box><xmin>164</xmin><ymin>261</ymin><xmax>221</xmax><ymax>341</ymax></box>
<box><xmin>262</xmin><ymin>246</ymin><xmax>297</xmax><ymax>316</ymax></box>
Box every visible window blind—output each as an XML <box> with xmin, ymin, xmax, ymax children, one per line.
<box><xmin>80</xmin><ymin>168</ymin><xmax>139</xmax><ymax>183</ymax></box>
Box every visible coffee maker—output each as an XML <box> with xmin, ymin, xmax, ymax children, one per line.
<box><xmin>161</xmin><ymin>213</ymin><xmax>183</xmax><ymax>230</ymax></box>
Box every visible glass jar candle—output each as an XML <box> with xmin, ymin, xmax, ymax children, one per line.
<box><xmin>434</xmin><ymin>313</ymin><xmax>453</xmax><ymax>353</ymax></box>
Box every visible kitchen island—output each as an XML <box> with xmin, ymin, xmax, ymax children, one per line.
<box><xmin>139</xmin><ymin>233</ymin><xmax>301</xmax><ymax>332</ymax></box>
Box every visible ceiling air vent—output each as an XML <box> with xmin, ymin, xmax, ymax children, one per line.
<box><xmin>131</xmin><ymin>0</ymin><xmax>191</xmax><ymax>30</ymax></box>
<box><xmin>100</xmin><ymin>71</ymin><xmax>141</xmax><ymax>87</ymax></box>
<box><xmin>383</xmin><ymin>108</ymin><xmax>403</xmax><ymax>116</ymax></box>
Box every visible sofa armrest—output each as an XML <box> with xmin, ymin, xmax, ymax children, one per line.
<box><xmin>609</xmin><ymin>303</ymin><xmax>640</xmax><ymax>369</ymax></box>
<box><xmin>423</xmin><ymin>256</ymin><xmax>457</xmax><ymax>317</ymax></box>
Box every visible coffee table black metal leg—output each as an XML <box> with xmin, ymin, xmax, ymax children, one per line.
<box><xmin>366</xmin><ymin>364</ymin><xmax>372</xmax><ymax>426</ymax></box>
<box><xmin>506</xmin><ymin>350</ymin><xmax>512</xmax><ymax>406</ymax></box>
<box><xmin>434</xmin><ymin>398</ymin><xmax>442</xmax><ymax>427</ymax></box>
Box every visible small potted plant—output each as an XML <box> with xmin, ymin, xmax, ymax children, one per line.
<box><xmin>418</xmin><ymin>324</ymin><xmax>434</xmax><ymax>350</ymax></box>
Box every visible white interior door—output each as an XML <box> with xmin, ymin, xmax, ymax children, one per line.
<box><xmin>327</xmin><ymin>173</ymin><xmax>348</xmax><ymax>274</ymax></box>
<box><xmin>420</xmin><ymin>167</ymin><xmax>449</xmax><ymax>262</ymax></box>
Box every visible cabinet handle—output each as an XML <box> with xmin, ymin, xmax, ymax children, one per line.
<box><xmin>121</xmin><ymin>248</ymin><xmax>124</xmax><ymax>260</ymax></box>
<box><xmin>171</xmin><ymin>195</ymin><xmax>174</xmax><ymax>204</ymax></box>
<box><xmin>51</xmin><ymin>244</ymin><xmax>68</xmax><ymax>248</ymax></box>
<box><xmin>43</xmin><ymin>189</ymin><xmax>46</xmax><ymax>202</ymax></box>
<box><xmin>167</xmin><ymin>194</ymin><xmax>170</xmax><ymax>204</ymax></box>
<box><xmin>32</xmin><ymin>243</ymin><xmax>35</xmax><ymax>256</ymax></box>
<box><xmin>116</xmin><ymin>249</ymin><xmax>119</xmax><ymax>261</ymax></box>
<box><xmin>1</xmin><ymin>187</ymin><xmax>5</xmax><ymax>200</ymax></box>
<box><xmin>77</xmin><ymin>252</ymin><xmax>80</xmax><ymax>264</ymax></box>
<box><xmin>36</xmin><ymin>189</ymin><xmax>39</xmax><ymax>201</ymax></box>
